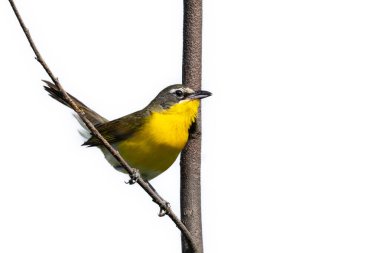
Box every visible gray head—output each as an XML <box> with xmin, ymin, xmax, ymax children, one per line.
<box><xmin>148</xmin><ymin>84</ymin><xmax>212</xmax><ymax>110</ymax></box>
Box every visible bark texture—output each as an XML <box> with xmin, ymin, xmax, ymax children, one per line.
<box><xmin>181</xmin><ymin>0</ymin><xmax>203</xmax><ymax>252</ymax></box>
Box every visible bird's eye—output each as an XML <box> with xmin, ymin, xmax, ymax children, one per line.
<box><xmin>175</xmin><ymin>90</ymin><xmax>184</xmax><ymax>97</ymax></box>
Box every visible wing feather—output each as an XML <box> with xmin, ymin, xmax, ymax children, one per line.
<box><xmin>83</xmin><ymin>110</ymin><xmax>148</xmax><ymax>146</ymax></box>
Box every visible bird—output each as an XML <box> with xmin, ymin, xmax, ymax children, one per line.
<box><xmin>43</xmin><ymin>81</ymin><xmax>211</xmax><ymax>182</ymax></box>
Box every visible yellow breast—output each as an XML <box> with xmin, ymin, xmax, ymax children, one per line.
<box><xmin>116</xmin><ymin>99</ymin><xmax>200</xmax><ymax>180</ymax></box>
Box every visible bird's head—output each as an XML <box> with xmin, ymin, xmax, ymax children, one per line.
<box><xmin>149</xmin><ymin>84</ymin><xmax>212</xmax><ymax>110</ymax></box>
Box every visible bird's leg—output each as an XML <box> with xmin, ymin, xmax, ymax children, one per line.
<box><xmin>146</xmin><ymin>180</ymin><xmax>171</xmax><ymax>217</ymax></box>
<box><xmin>121</xmin><ymin>167</ymin><xmax>170</xmax><ymax>217</ymax></box>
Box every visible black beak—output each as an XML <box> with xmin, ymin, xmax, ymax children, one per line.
<box><xmin>188</xmin><ymin>90</ymin><xmax>212</xmax><ymax>100</ymax></box>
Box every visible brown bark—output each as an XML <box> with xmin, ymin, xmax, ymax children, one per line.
<box><xmin>181</xmin><ymin>0</ymin><xmax>203</xmax><ymax>252</ymax></box>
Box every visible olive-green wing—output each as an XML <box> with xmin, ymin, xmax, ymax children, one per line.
<box><xmin>83</xmin><ymin>110</ymin><xmax>148</xmax><ymax>146</ymax></box>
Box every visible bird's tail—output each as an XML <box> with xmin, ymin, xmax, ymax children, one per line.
<box><xmin>43</xmin><ymin>80</ymin><xmax>108</xmax><ymax>126</ymax></box>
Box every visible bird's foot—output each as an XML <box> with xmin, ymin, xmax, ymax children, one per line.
<box><xmin>124</xmin><ymin>168</ymin><xmax>140</xmax><ymax>185</ymax></box>
<box><xmin>158</xmin><ymin>201</ymin><xmax>171</xmax><ymax>217</ymax></box>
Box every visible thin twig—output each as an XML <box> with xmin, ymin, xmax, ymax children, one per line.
<box><xmin>8</xmin><ymin>1</ymin><xmax>198</xmax><ymax>252</ymax></box>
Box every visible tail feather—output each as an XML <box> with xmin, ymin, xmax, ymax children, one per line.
<box><xmin>43</xmin><ymin>80</ymin><xmax>108</xmax><ymax>126</ymax></box>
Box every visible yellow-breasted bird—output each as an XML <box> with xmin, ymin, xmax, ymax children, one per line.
<box><xmin>43</xmin><ymin>81</ymin><xmax>211</xmax><ymax>181</ymax></box>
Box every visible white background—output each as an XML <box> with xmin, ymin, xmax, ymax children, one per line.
<box><xmin>1</xmin><ymin>0</ymin><xmax>380</xmax><ymax>252</ymax></box>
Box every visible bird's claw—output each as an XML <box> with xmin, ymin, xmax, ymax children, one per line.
<box><xmin>124</xmin><ymin>168</ymin><xmax>140</xmax><ymax>185</ymax></box>
<box><xmin>158</xmin><ymin>201</ymin><xmax>171</xmax><ymax>217</ymax></box>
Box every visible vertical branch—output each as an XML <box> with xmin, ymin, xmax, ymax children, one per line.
<box><xmin>181</xmin><ymin>0</ymin><xmax>203</xmax><ymax>253</ymax></box>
